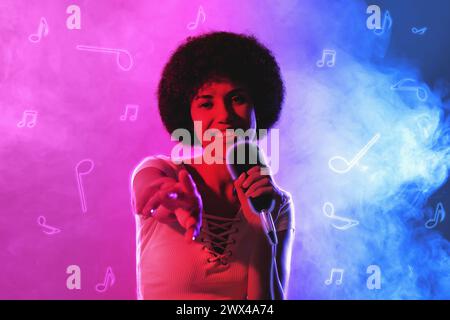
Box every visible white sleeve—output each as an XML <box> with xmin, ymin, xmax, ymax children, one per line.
<box><xmin>274</xmin><ymin>191</ymin><xmax>295</xmax><ymax>233</ymax></box>
<box><xmin>129</xmin><ymin>154</ymin><xmax>178</xmax><ymax>214</ymax></box>
<box><xmin>130</xmin><ymin>155</ymin><xmax>178</xmax><ymax>189</ymax></box>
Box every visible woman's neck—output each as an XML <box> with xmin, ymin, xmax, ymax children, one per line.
<box><xmin>186</xmin><ymin>155</ymin><xmax>234</xmax><ymax>196</ymax></box>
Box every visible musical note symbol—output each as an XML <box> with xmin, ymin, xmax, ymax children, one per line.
<box><xmin>323</xmin><ymin>202</ymin><xmax>359</xmax><ymax>230</ymax></box>
<box><xmin>120</xmin><ymin>104</ymin><xmax>139</xmax><ymax>121</ymax></box>
<box><xmin>325</xmin><ymin>268</ymin><xmax>344</xmax><ymax>285</ymax></box>
<box><xmin>328</xmin><ymin>133</ymin><xmax>380</xmax><ymax>174</ymax></box>
<box><xmin>37</xmin><ymin>216</ymin><xmax>61</xmax><ymax>235</ymax></box>
<box><xmin>391</xmin><ymin>78</ymin><xmax>428</xmax><ymax>102</ymax></box>
<box><xmin>17</xmin><ymin>110</ymin><xmax>38</xmax><ymax>128</ymax></box>
<box><xmin>187</xmin><ymin>5</ymin><xmax>206</xmax><ymax>30</ymax></box>
<box><xmin>76</xmin><ymin>45</ymin><xmax>134</xmax><ymax>71</ymax></box>
<box><xmin>28</xmin><ymin>17</ymin><xmax>49</xmax><ymax>43</ymax></box>
<box><xmin>75</xmin><ymin>159</ymin><xmax>94</xmax><ymax>213</ymax></box>
<box><xmin>414</xmin><ymin>114</ymin><xmax>434</xmax><ymax>140</ymax></box>
<box><xmin>95</xmin><ymin>267</ymin><xmax>115</xmax><ymax>293</ymax></box>
<box><xmin>373</xmin><ymin>10</ymin><xmax>392</xmax><ymax>36</ymax></box>
<box><xmin>411</xmin><ymin>27</ymin><xmax>427</xmax><ymax>35</ymax></box>
<box><xmin>425</xmin><ymin>202</ymin><xmax>446</xmax><ymax>229</ymax></box>
<box><xmin>407</xmin><ymin>265</ymin><xmax>414</xmax><ymax>278</ymax></box>
<box><xmin>316</xmin><ymin>49</ymin><xmax>336</xmax><ymax>68</ymax></box>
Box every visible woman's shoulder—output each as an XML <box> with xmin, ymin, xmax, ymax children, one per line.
<box><xmin>274</xmin><ymin>188</ymin><xmax>295</xmax><ymax>232</ymax></box>
<box><xmin>277</xmin><ymin>187</ymin><xmax>293</xmax><ymax>209</ymax></box>
<box><xmin>131</xmin><ymin>154</ymin><xmax>184</xmax><ymax>182</ymax></box>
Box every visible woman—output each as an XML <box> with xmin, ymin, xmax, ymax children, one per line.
<box><xmin>130</xmin><ymin>31</ymin><xmax>295</xmax><ymax>300</ymax></box>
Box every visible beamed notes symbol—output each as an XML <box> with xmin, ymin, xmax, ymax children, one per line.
<box><xmin>325</xmin><ymin>268</ymin><xmax>344</xmax><ymax>285</ymax></box>
<box><xmin>17</xmin><ymin>110</ymin><xmax>38</xmax><ymax>128</ymax></box>
<box><xmin>316</xmin><ymin>49</ymin><xmax>336</xmax><ymax>68</ymax></box>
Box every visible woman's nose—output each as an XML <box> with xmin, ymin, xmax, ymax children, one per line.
<box><xmin>215</xmin><ymin>100</ymin><xmax>235</xmax><ymax>124</ymax></box>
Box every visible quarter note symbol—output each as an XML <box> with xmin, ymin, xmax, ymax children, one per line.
<box><xmin>75</xmin><ymin>159</ymin><xmax>94</xmax><ymax>213</ymax></box>
<box><xmin>323</xmin><ymin>202</ymin><xmax>359</xmax><ymax>230</ymax></box>
<box><xmin>373</xmin><ymin>10</ymin><xmax>392</xmax><ymax>36</ymax></box>
<box><xmin>29</xmin><ymin>17</ymin><xmax>49</xmax><ymax>43</ymax></box>
<box><xmin>390</xmin><ymin>78</ymin><xmax>428</xmax><ymax>102</ymax></box>
<box><xmin>120</xmin><ymin>104</ymin><xmax>139</xmax><ymax>121</ymax></box>
<box><xmin>187</xmin><ymin>5</ymin><xmax>206</xmax><ymax>30</ymax></box>
<box><xmin>411</xmin><ymin>27</ymin><xmax>427</xmax><ymax>35</ymax></box>
<box><xmin>76</xmin><ymin>45</ymin><xmax>134</xmax><ymax>71</ymax></box>
<box><xmin>328</xmin><ymin>133</ymin><xmax>380</xmax><ymax>174</ymax></box>
<box><xmin>95</xmin><ymin>267</ymin><xmax>115</xmax><ymax>293</ymax></box>
<box><xmin>325</xmin><ymin>268</ymin><xmax>344</xmax><ymax>285</ymax></box>
<box><xmin>37</xmin><ymin>216</ymin><xmax>61</xmax><ymax>235</ymax></box>
<box><xmin>425</xmin><ymin>202</ymin><xmax>446</xmax><ymax>229</ymax></box>
<box><xmin>316</xmin><ymin>49</ymin><xmax>336</xmax><ymax>68</ymax></box>
<box><xmin>17</xmin><ymin>110</ymin><xmax>38</xmax><ymax>128</ymax></box>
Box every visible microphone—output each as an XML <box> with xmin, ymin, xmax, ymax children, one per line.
<box><xmin>226</xmin><ymin>138</ymin><xmax>278</xmax><ymax>245</ymax></box>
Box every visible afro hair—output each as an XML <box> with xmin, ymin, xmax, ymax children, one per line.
<box><xmin>157</xmin><ymin>31</ymin><xmax>285</xmax><ymax>145</ymax></box>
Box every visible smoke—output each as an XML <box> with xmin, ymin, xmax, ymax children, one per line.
<box><xmin>267</xmin><ymin>0</ymin><xmax>450</xmax><ymax>299</ymax></box>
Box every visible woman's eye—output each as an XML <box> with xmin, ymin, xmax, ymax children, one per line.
<box><xmin>232</xmin><ymin>95</ymin><xmax>246</xmax><ymax>104</ymax></box>
<box><xmin>200</xmin><ymin>102</ymin><xmax>212</xmax><ymax>108</ymax></box>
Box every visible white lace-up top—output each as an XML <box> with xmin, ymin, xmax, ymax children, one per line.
<box><xmin>201</xmin><ymin>213</ymin><xmax>241</xmax><ymax>265</ymax></box>
<box><xmin>130</xmin><ymin>155</ymin><xmax>295</xmax><ymax>300</ymax></box>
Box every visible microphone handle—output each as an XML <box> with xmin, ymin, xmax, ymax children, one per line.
<box><xmin>249</xmin><ymin>194</ymin><xmax>275</xmax><ymax>213</ymax></box>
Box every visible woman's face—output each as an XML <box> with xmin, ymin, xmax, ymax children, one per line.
<box><xmin>190</xmin><ymin>77</ymin><xmax>256</xmax><ymax>151</ymax></box>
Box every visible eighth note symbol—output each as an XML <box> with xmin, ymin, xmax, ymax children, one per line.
<box><xmin>120</xmin><ymin>104</ymin><xmax>139</xmax><ymax>121</ymax></box>
<box><xmin>95</xmin><ymin>267</ymin><xmax>115</xmax><ymax>293</ymax></box>
<box><xmin>28</xmin><ymin>17</ymin><xmax>49</xmax><ymax>43</ymax></box>
<box><xmin>415</xmin><ymin>114</ymin><xmax>433</xmax><ymax>140</ymax></box>
<box><xmin>187</xmin><ymin>5</ymin><xmax>206</xmax><ymax>30</ymax></box>
<box><xmin>328</xmin><ymin>133</ymin><xmax>380</xmax><ymax>174</ymax></box>
<box><xmin>373</xmin><ymin>10</ymin><xmax>392</xmax><ymax>36</ymax></box>
<box><xmin>325</xmin><ymin>268</ymin><xmax>344</xmax><ymax>285</ymax></box>
<box><xmin>425</xmin><ymin>202</ymin><xmax>446</xmax><ymax>229</ymax></box>
<box><xmin>17</xmin><ymin>110</ymin><xmax>38</xmax><ymax>128</ymax></box>
<box><xmin>316</xmin><ymin>49</ymin><xmax>336</xmax><ymax>68</ymax></box>
<box><xmin>75</xmin><ymin>159</ymin><xmax>94</xmax><ymax>213</ymax></box>
<box><xmin>407</xmin><ymin>265</ymin><xmax>414</xmax><ymax>278</ymax></box>
<box><xmin>323</xmin><ymin>202</ymin><xmax>359</xmax><ymax>231</ymax></box>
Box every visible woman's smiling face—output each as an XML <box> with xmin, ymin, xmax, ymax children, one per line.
<box><xmin>190</xmin><ymin>77</ymin><xmax>256</xmax><ymax>150</ymax></box>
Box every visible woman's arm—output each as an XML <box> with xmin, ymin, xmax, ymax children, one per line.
<box><xmin>273</xmin><ymin>228</ymin><xmax>295</xmax><ymax>299</ymax></box>
<box><xmin>232</xmin><ymin>166</ymin><xmax>295</xmax><ymax>299</ymax></box>
<box><xmin>132</xmin><ymin>167</ymin><xmax>167</xmax><ymax>215</ymax></box>
<box><xmin>247</xmin><ymin>204</ymin><xmax>295</xmax><ymax>300</ymax></box>
<box><xmin>132</xmin><ymin>164</ymin><xmax>203</xmax><ymax>241</ymax></box>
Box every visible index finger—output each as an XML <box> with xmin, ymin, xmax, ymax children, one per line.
<box><xmin>246</xmin><ymin>165</ymin><xmax>265</xmax><ymax>176</ymax></box>
<box><xmin>147</xmin><ymin>177</ymin><xmax>177</xmax><ymax>189</ymax></box>
<box><xmin>248</xmin><ymin>165</ymin><xmax>271</xmax><ymax>177</ymax></box>
<box><xmin>178</xmin><ymin>169</ymin><xmax>197</xmax><ymax>194</ymax></box>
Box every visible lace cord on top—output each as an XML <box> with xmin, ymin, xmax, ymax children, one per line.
<box><xmin>200</xmin><ymin>213</ymin><xmax>241</xmax><ymax>265</ymax></box>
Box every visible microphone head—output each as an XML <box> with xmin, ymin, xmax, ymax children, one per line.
<box><xmin>225</xmin><ymin>138</ymin><xmax>268</xmax><ymax>179</ymax></box>
<box><xmin>226</xmin><ymin>138</ymin><xmax>274</xmax><ymax>212</ymax></box>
